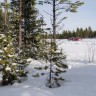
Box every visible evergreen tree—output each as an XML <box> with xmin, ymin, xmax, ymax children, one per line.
<box><xmin>0</xmin><ymin>3</ymin><xmax>4</xmax><ymax>32</ymax></box>
<box><xmin>10</xmin><ymin>0</ymin><xmax>19</xmax><ymax>47</ymax></box>
<box><xmin>0</xmin><ymin>1</ymin><xmax>10</xmax><ymax>33</ymax></box>
<box><xmin>83</xmin><ymin>28</ymin><xmax>88</xmax><ymax>38</ymax></box>
<box><xmin>0</xmin><ymin>32</ymin><xmax>28</xmax><ymax>85</ymax></box>
<box><xmin>22</xmin><ymin>0</ymin><xmax>37</xmax><ymax>45</ymax></box>
<box><xmin>88</xmin><ymin>26</ymin><xmax>93</xmax><ymax>38</ymax></box>
<box><xmin>46</xmin><ymin>40</ymin><xmax>68</xmax><ymax>88</ymax></box>
<box><xmin>38</xmin><ymin>0</ymin><xmax>84</xmax><ymax>45</ymax></box>
<box><xmin>36</xmin><ymin>0</ymin><xmax>84</xmax><ymax>88</ymax></box>
<box><xmin>0</xmin><ymin>33</ymin><xmax>20</xmax><ymax>85</ymax></box>
<box><xmin>10</xmin><ymin>0</ymin><xmax>44</xmax><ymax>59</ymax></box>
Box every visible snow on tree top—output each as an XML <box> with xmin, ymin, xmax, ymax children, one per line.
<box><xmin>8</xmin><ymin>54</ymin><xmax>14</xmax><ymax>58</ymax></box>
<box><xmin>0</xmin><ymin>50</ymin><xmax>3</xmax><ymax>53</ymax></box>
<box><xmin>5</xmin><ymin>66</ymin><xmax>11</xmax><ymax>71</ymax></box>
<box><xmin>12</xmin><ymin>63</ymin><xmax>17</xmax><ymax>66</ymax></box>
<box><xmin>3</xmin><ymin>47</ymin><xmax>7</xmax><ymax>51</ymax></box>
<box><xmin>0</xmin><ymin>34</ymin><xmax>5</xmax><ymax>38</ymax></box>
<box><xmin>27</xmin><ymin>58</ymin><xmax>32</xmax><ymax>63</ymax></box>
<box><xmin>54</xmin><ymin>49</ymin><xmax>62</xmax><ymax>54</ymax></box>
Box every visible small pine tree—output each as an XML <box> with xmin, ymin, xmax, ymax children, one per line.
<box><xmin>33</xmin><ymin>38</ymin><xmax>68</xmax><ymax>88</ymax></box>
<box><xmin>0</xmin><ymin>32</ymin><xmax>27</xmax><ymax>85</ymax></box>
<box><xmin>45</xmin><ymin>39</ymin><xmax>68</xmax><ymax>88</ymax></box>
<box><xmin>0</xmin><ymin>33</ymin><xmax>17</xmax><ymax>85</ymax></box>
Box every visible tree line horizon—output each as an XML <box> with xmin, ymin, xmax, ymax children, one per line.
<box><xmin>45</xmin><ymin>26</ymin><xmax>96</xmax><ymax>39</ymax></box>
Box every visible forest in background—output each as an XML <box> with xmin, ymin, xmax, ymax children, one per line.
<box><xmin>57</xmin><ymin>26</ymin><xmax>96</xmax><ymax>39</ymax></box>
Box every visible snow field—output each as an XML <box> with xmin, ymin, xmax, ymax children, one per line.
<box><xmin>0</xmin><ymin>39</ymin><xmax>96</xmax><ymax>96</ymax></box>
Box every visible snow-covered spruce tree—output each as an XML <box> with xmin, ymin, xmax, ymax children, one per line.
<box><xmin>34</xmin><ymin>0</ymin><xmax>84</xmax><ymax>88</ymax></box>
<box><xmin>0</xmin><ymin>32</ymin><xmax>27</xmax><ymax>85</ymax></box>
<box><xmin>45</xmin><ymin>38</ymin><xmax>68</xmax><ymax>88</ymax></box>
<box><xmin>0</xmin><ymin>33</ymin><xmax>16</xmax><ymax>85</ymax></box>
<box><xmin>33</xmin><ymin>37</ymin><xmax>68</xmax><ymax>88</ymax></box>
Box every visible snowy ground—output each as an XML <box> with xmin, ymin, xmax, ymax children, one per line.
<box><xmin>0</xmin><ymin>39</ymin><xmax>96</xmax><ymax>96</ymax></box>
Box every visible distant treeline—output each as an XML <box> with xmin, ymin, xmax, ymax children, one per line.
<box><xmin>56</xmin><ymin>26</ymin><xmax>96</xmax><ymax>39</ymax></box>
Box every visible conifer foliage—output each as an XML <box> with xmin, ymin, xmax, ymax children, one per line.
<box><xmin>10</xmin><ymin>0</ymin><xmax>43</xmax><ymax>59</ymax></box>
<box><xmin>0</xmin><ymin>32</ymin><xmax>27</xmax><ymax>85</ymax></box>
<box><xmin>0</xmin><ymin>33</ymin><xmax>16</xmax><ymax>85</ymax></box>
<box><xmin>46</xmin><ymin>40</ymin><xmax>68</xmax><ymax>88</ymax></box>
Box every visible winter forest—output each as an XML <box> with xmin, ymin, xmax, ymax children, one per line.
<box><xmin>0</xmin><ymin>0</ymin><xmax>96</xmax><ymax>96</ymax></box>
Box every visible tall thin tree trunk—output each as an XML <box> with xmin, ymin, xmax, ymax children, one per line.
<box><xmin>19</xmin><ymin>0</ymin><xmax>22</xmax><ymax>48</ymax></box>
<box><xmin>4</xmin><ymin>0</ymin><xmax>8</xmax><ymax>35</ymax></box>
<box><xmin>53</xmin><ymin>0</ymin><xmax>56</xmax><ymax>44</ymax></box>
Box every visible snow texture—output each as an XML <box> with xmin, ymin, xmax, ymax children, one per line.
<box><xmin>0</xmin><ymin>39</ymin><xmax>96</xmax><ymax>96</ymax></box>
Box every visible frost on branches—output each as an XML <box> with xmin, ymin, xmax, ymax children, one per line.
<box><xmin>34</xmin><ymin>40</ymin><xmax>68</xmax><ymax>88</ymax></box>
<box><xmin>0</xmin><ymin>33</ymin><xmax>27</xmax><ymax>86</ymax></box>
<box><xmin>46</xmin><ymin>42</ymin><xmax>68</xmax><ymax>88</ymax></box>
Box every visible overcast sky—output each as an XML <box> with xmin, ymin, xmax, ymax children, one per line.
<box><xmin>1</xmin><ymin>0</ymin><xmax>96</xmax><ymax>31</ymax></box>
